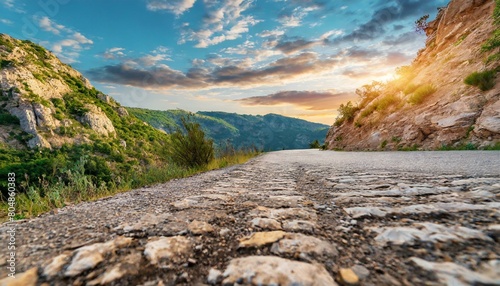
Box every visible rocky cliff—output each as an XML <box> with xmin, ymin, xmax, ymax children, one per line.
<box><xmin>0</xmin><ymin>34</ymin><xmax>123</xmax><ymax>149</ymax></box>
<box><xmin>326</xmin><ymin>0</ymin><xmax>500</xmax><ymax>150</ymax></box>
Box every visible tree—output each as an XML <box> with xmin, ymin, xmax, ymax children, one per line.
<box><xmin>309</xmin><ymin>140</ymin><xmax>321</xmax><ymax>149</ymax></box>
<box><xmin>169</xmin><ymin>115</ymin><xmax>214</xmax><ymax>167</ymax></box>
<box><xmin>415</xmin><ymin>15</ymin><xmax>429</xmax><ymax>34</ymax></box>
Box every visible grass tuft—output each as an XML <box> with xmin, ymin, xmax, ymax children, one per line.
<box><xmin>408</xmin><ymin>84</ymin><xmax>436</xmax><ymax>104</ymax></box>
<box><xmin>464</xmin><ymin>70</ymin><xmax>497</xmax><ymax>91</ymax></box>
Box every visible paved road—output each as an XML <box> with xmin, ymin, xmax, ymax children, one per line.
<box><xmin>1</xmin><ymin>150</ymin><xmax>499</xmax><ymax>285</ymax></box>
<box><xmin>262</xmin><ymin>150</ymin><xmax>500</xmax><ymax>176</ymax></box>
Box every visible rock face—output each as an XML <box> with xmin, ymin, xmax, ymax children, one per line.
<box><xmin>0</xmin><ymin>34</ymin><xmax>117</xmax><ymax>149</ymax></box>
<box><xmin>77</xmin><ymin>105</ymin><xmax>116</xmax><ymax>137</ymax></box>
<box><xmin>327</xmin><ymin>0</ymin><xmax>499</xmax><ymax>150</ymax></box>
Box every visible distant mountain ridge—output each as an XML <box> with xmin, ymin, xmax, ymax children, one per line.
<box><xmin>127</xmin><ymin>108</ymin><xmax>329</xmax><ymax>151</ymax></box>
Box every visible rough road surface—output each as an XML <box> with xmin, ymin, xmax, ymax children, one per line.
<box><xmin>1</xmin><ymin>150</ymin><xmax>499</xmax><ymax>286</ymax></box>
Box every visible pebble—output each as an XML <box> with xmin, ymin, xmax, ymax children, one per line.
<box><xmin>351</xmin><ymin>265</ymin><xmax>370</xmax><ymax>280</ymax></box>
<box><xmin>207</xmin><ymin>268</ymin><xmax>222</xmax><ymax>284</ymax></box>
<box><xmin>338</xmin><ymin>268</ymin><xmax>359</xmax><ymax>285</ymax></box>
<box><xmin>251</xmin><ymin>218</ymin><xmax>282</xmax><ymax>230</ymax></box>
<box><xmin>188</xmin><ymin>220</ymin><xmax>215</xmax><ymax>235</ymax></box>
<box><xmin>238</xmin><ymin>231</ymin><xmax>286</xmax><ymax>248</ymax></box>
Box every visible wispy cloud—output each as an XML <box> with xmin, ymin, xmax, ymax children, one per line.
<box><xmin>146</xmin><ymin>0</ymin><xmax>196</xmax><ymax>15</ymax></box>
<box><xmin>3</xmin><ymin>0</ymin><xmax>25</xmax><ymax>13</ymax></box>
<box><xmin>0</xmin><ymin>18</ymin><xmax>13</xmax><ymax>25</ymax></box>
<box><xmin>179</xmin><ymin>0</ymin><xmax>260</xmax><ymax>48</ymax></box>
<box><xmin>34</xmin><ymin>17</ymin><xmax>94</xmax><ymax>63</ymax></box>
<box><xmin>238</xmin><ymin>90</ymin><xmax>354</xmax><ymax>110</ymax></box>
<box><xmin>102</xmin><ymin>47</ymin><xmax>126</xmax><ymax>59</ymax></box>
<box><xmin>36</xmin><ymin>16</ymin><xmax>67</xmax><ymax>35</ymax></box>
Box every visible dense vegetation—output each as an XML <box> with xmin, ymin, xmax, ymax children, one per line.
<box><xmin>127</xmin><ymin>108</ymin><xmax>329</xmax><ymax>151</ymax></box>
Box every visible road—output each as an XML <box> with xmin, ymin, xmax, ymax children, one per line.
<box><xmin>1</xmin><ymin>150</ymin><xmax>499</xmax><ymax>285</ymax></box>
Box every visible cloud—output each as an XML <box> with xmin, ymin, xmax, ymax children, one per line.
<box><xmin>102</xmin><ymin>47</ymin><xmax>126</xmax><ymax>59</ymax></box>
<box><xmin>146</xmin><ymin>0</ymin><xmax>196</xmax><ymax>15</ymax></box>
<box><xmin>259</xmin><ymin>29</ymin><xmax>285</xmax><ymax>38</ymax></box>
<box><xmin>275</xmin><ymin>30</ymin><xmax>342</xmax><ymax>54</ymax></box>
<box><xmin>385</xmin><ymin>51</ymin><xmax>412</xmax><ymax>65</ymax></box>
<box><xmin>88</xmin><ymin>52</ymin><xmax>339</xmax><ymax>89</ymax></box>
<box><xmin>382</xmin><ymin>31</ymin><xmax>422</xmax><ymax>46</ymax></box>
<box><xmin>0</xmin><ymin>19</ymin><xmax>13</xmax><ymax>25</ymax></box>
<box><xmin>334</xmin><ymin>0</ymin><xmax>442</xmax><ymax>44</ymax></box>
<box><xmin>238</xmin><ymin>90</ymin><xmax>354</xmax><ymax>110</ymax></box>
<box><xmin>275</xmin><ymin>38</ymin><xmax>317</xmax><ymax>54</ymax></box>
<box><xmin>37</xmin><ymin>16</ymin><xmax>67</xmax><ymax>35</ymax></box>
<box><xmin>3</xmin><ymin>0</ymin><xmax>25</xmax><ymax>13</ymax></box>
<box><xmin>179</xmin><ymin>0</ymin><xmax>259</xmax><ymax>48</ymax></box>
<box><xmin>51</xmin><ymin>32</ymin><xmax>93</xmax><ymax>63</ymax></box>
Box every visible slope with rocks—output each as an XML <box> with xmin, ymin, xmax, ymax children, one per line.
<box><xmin>128</xmin><ymin>108</ymin><xmax>329</xmax><ymax>151</ymax></box>
<box><xmin>326</xmin><ymin>0</ymin><xmax>500</xmax><ymax>150</ymax></box>
<box><xmin>0</xmin><ymin>34</ymin><xmax>171</xmax><ymax>197</ymax></box>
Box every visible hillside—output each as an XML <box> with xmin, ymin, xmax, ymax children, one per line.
<box><xmin>326</xmin><ymin>0</ymin><xmax>500</xmax><ymax>150</ymax></box>
<box><xmin>0</xmin><ymin>34</ymin><xmax>172</xmax><ymax>198</ymax></box>
<box><xmin>127</xmin><ymin>108</ymin><xmax>329</xmax><ymax>151</ymax></box>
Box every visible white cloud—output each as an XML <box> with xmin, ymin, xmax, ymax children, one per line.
<box><xmin>3</xmin><ymin>0</ymin><xmax>25</xmax><ymax>13</ymax></box>
<box><xmin>0</xmin><ymin>18</ymin><xmax>13</xmax><ymax>25</ymax></box>
<box><xmin>259</xmin><ymin>29</ymin><xmax>285</xmax><ymax>38</ymax></box>
<box><xmin>51</xmin><ymin>32</ymin><xmax>93</xmax><ymax>63</ymax></box>
<box><xmin>103</xmin><ymin>47</ymin><xmax>126</xmax><ymax>59</ymax></box>
<box><xmin>139</xmin><ymin>54</ymin><xmax>171</xmax><ymax>66</ymax></box>
<box><xmin>37</xmin><ymin>16</ymin><xmax>67</xmax><ymax>35</ymax></box>
<box><xmin>278</xmin><ymin>5</ymin><xmax>319</xmax><ymax>28</ymax></box>
<box><xmin>180</xmin><ymin>0</ymin><xmax>260</xmax><ymax>48</ymax></box>
<box><xmin>146</xmin><ymin>0</ymin><xmax>196</xmax><ymax>15</ymax></box>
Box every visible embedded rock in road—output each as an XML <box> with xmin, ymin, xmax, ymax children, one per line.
<box><xmin>144</xmin><ymin>236</ymin><xmax>192</xmax><ymax>265</ymax></box>
<box><xmin>222</xmin><ymin>256</ymin><xmax>337</xmax><ymax>286</ymax></box>
<box><xmin>271</xmin><ymin>233</ymin><xmax>338</xmax><ymax>258</ymax></box>
<box><xmin>238</xmin><ymin>231</ymin><xmax>286</xmax><ymax>248</ymax></box>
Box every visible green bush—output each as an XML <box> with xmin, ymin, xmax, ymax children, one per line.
<box><xmin>464</xmin><ymin>70</ymin><xmax>497</xmax><ymax>91</ymax></box>
<box><xmin>403</xmin><ymin>83</ymin><xmax>419</xmax><ymax>95</ymax></box>
<box><xmin>376</xmin><ymin>94</ymin><xmax>401</xmax><ymax>111</ymax></box>
<box><xmin>0</xmin><ymin>60</ymin><xmax>13</xmax><ymax>69</ymax></box>
<box><xmin>169</xmin><ymin>115</ymin><xmax>214</xmax><ymax>167</ymax></box>
<box><xmin>0</xmin><ymin>110</ymin><xmax>19</xmax><ymax>125</ymax></box>
<box><xmin>334</xmin><ymin>101</ymin><xmax>359</xmax><ymax>126</ymax></box>
<box><xmin>408</xmin><ymin>84</ymin><xmax>436</xmax><ymax>104</ymax></box>
<box><xmin>309</xmin><ymin>140</ymin><xmax>320</xmax><ymax>149</ymax></box>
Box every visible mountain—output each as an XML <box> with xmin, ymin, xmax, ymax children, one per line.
<box><xmin>326</xmin><ymin>0</ymin><xmax>500</xmax><ymax>150</ymax></box>
<box><xmin>127</xmin><ymin>108</ymin><xmax>329</xmax><ymax>151</ymax></box>
<box><xmin>0</xmin><ymin>33</ymin><xmax>171</xmax><ymax>196</ymax></box>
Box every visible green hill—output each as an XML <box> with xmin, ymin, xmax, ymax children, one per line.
<box><xmin>127</xmin><ymin>108</ymin><xmax>329</xmax><ymax>151</ymax></box>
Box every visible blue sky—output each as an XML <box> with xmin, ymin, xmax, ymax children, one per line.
<box><xmin>0</xmin><ymin>0</ymin><xmax>448</xmax><ymax>124</ymax></box>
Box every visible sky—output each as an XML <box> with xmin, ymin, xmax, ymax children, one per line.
<box><xmin>0</xmin><ymin>0</ymin><xmax>448</xmax><ymax>124</ymax></box>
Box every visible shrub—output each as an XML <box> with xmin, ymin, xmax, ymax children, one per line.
<box><xmin>464</xmin><ymin>70</ymin><xmax>497</xmax><ymax>91</ymax></box>
<box><xmin>169</xmin><ymin>115</ymin><xmax>214</xmax><ymax>167</ymax></box>
<box><xmin>360</xmin><ymin>103</ymin><xmax>377</xmax><ymax>118</ymax></box>
<box><xmin>376</xmin><ymin>94</ymin><xmax>401</xmax><ymax>111</ymax></box>
<box><xmin>334</xmin><ymin>101</ymin><xmax>359</xmax><ymax>126</ymax></box>
<box><xmin>408</xmin><ymin>84</ymin><xmax>436</xmax><ymax>104</ymax></box>
<box><xmin>309</xmin><ymin>140</ymin><xmax>320</xmax><ymax>149</ymax></box>
<box><xmin>403</xmin><ymin>83</ymin><xmax>419</xmax><ymax>95</ymax></box>
<box><xmin>415</xmin><ymin>14</ymin><xmax>429</xmax><ymax>34</ymax></box>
